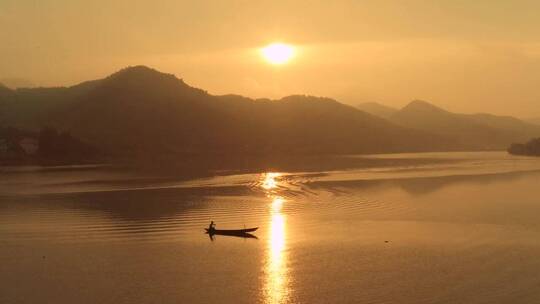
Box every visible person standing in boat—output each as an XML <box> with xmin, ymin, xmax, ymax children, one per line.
<box><xmin>208</xmin><ymin>221</ymin><xmax>216</xmax><ymax>231</ymax></box>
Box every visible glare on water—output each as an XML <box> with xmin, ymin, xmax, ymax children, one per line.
<box><xmin>261</xmin><ymin>172</ymin><xmax>289</xmax><ymax>303</ymax></box>
<box><xmin>262</xmin><ymin>172</ymin><xmax>281</xmax><ymax>190</ymax></box>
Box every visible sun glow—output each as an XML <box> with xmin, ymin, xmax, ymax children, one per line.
<box><xmin>261</xmin><ymin>43</ymin><xmax>295</xmax><ymax>65</ymax></box>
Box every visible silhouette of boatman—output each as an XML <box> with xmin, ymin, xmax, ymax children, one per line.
<box><xmin>208</xmin><ymin>221</ymin><xmax>216</xmax><ymax>231</ymax></box>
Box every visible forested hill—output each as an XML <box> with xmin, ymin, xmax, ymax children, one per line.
<box><xmin>1</xmin><ymin>66</ymin><xmax>455</xmax><ymax>159</ymax></box>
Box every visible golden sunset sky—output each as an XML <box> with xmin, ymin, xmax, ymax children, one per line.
<box><xmin>1</xmin><ymin>0</ymin><xmax>540</xmax><ymax>117</ymax></box>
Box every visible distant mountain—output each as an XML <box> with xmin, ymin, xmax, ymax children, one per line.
<box><xmin>355</xmin><ymin>102</ymin><xmax>397</xmax><ymax>119</ymax></box>
<box><xmin>0</xmin><ymin>78</ymin><xmax>35</xmax><ymax>89</ymax></box>
<box><xmin>527</xmin><ymin>118</ymin><xmax>540</xmax><ymax>126</ymax></box>
<box><xmin>390</xmin><ymin>100</ymin><xmax>540</xmax><ymax>150</ymax></box>
<box><xmin>0</xmin><ymin>66</ymin><xmax>451</xmax><ymax>158</ymax></box>
<box><xmin>0</xmin><ymin>83</ymin><xmax>13</xmax><ymax>97</ymax></box>
<box><xmin>0</xmin><ymin>84</ymin><xmax>14</xmax><ymax>123</ymax></box>
<box><xmin>468</xmin><ymin>113</ymin><xmax>540</xmax><ymax>136</ymax></box>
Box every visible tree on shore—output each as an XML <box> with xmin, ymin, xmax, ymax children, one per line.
<box><xmin>38</xmin><ymin>126</ymin><xmax>98</xmax><ymax>161</ymax></box>
<box><xmin>508</xmin><ymin>138</ymin><xmax>540</xmax><ymax>156</ymax></box>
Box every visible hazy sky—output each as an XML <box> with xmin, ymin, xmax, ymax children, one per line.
<box><xmin>1</xmin><ymin>0</ymin><xmax>540</xmax><ymax>117</ymax></box>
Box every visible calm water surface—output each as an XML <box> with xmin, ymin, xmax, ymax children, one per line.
<box><xmin>2</xmin><ymin>152</ymin><xmax>540</xmax><ymax>303</ymax></box>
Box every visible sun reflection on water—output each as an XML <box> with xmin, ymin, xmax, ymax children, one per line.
<box><xmin>262</xmin><ymin>172</ymin><xmax>281</xmax><ymax>190</ymax></box>
<box><xmin>261</xmin><ymin>172</ymin><xmax>289</xmax><ymax>304</ymax></box>
<box><xmin>267</xmin><ymin>206</ymin><xmax>287</xmax><ymax>303</ymax></box>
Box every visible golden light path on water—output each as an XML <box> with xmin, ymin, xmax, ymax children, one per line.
<box><xmin>262</xmin><ymin>172</ymin><xmax>280</xmax><ymax>190</ymax></box>
<box><xmin>261</xmin><ymin>173</ymin><xmax>289</xmax><ymax>304</ymax></box>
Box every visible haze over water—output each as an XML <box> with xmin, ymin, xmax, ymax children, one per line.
<box><xmin>2</xmin><ymin>151</ymin><xmax>540</xmax><ymax>303</ymax></box>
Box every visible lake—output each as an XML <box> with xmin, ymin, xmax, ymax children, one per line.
<box><xmin>2</xmin><ymin>151</ymin><xmax>540</xmax><ymax>303</ymax></box>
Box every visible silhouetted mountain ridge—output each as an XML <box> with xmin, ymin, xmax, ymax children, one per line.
<box><xmin>390</xmin><ymin>100</ymin><xmax>540</xmax><ymax>149</ymax></box>
<box><xmin>0</xmin><ymin>83</ymin><xmax>14</xmax><ymax>100</ymax></box>
<box><xmin>355</xmin><ymin>102</ymin><xmax>397</xmax><ymax>119</ymax></box>
<box><xmin>101</xmin><ymin>66</ymin><xmax>196</xmax><ymax>94</ymax></box>
<box><xmin>0</xmin><ymin>66</ymin><xmax>454</xmax><ymax>158</ymax></box>
<box><xmin>527</xmin><ymin>118</ymin><xmax>540</xmax><ymax>126</ymax></box>
<box><xmin>401</xmin><ymin>100</ymin><xmax>447</xmax><ymax>113</ymax></box>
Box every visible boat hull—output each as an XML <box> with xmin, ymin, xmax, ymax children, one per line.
<box><xmin>205</xmin><ymin>227</ymin><xmax>258</xmax><ymax>235</ymax></box>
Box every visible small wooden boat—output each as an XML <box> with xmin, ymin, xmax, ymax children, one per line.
<box><xmin>205</xmin><ymin>227</ymin><xmax>258</xmax><ymax>236</ymax></box>
<box><xmin>205</xmin><ymin>230</ymin><xmax>258</xmax><ymax>241</ymax></box>
<box><xmin>204</xmin><ymin>227</ymin><xmax>259</xmax><ymax>235</ymax></box>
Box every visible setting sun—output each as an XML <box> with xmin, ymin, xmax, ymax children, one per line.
<box><xmin>261</xmin><ymin>43</ymin><xmax>295</xmax><ymax>65</ymax></box>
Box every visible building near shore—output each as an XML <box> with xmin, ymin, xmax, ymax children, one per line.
<box><xmin>19</xmin><ymin>137</ymin><xmax>39</xmax><ymax>155</ymax></box>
